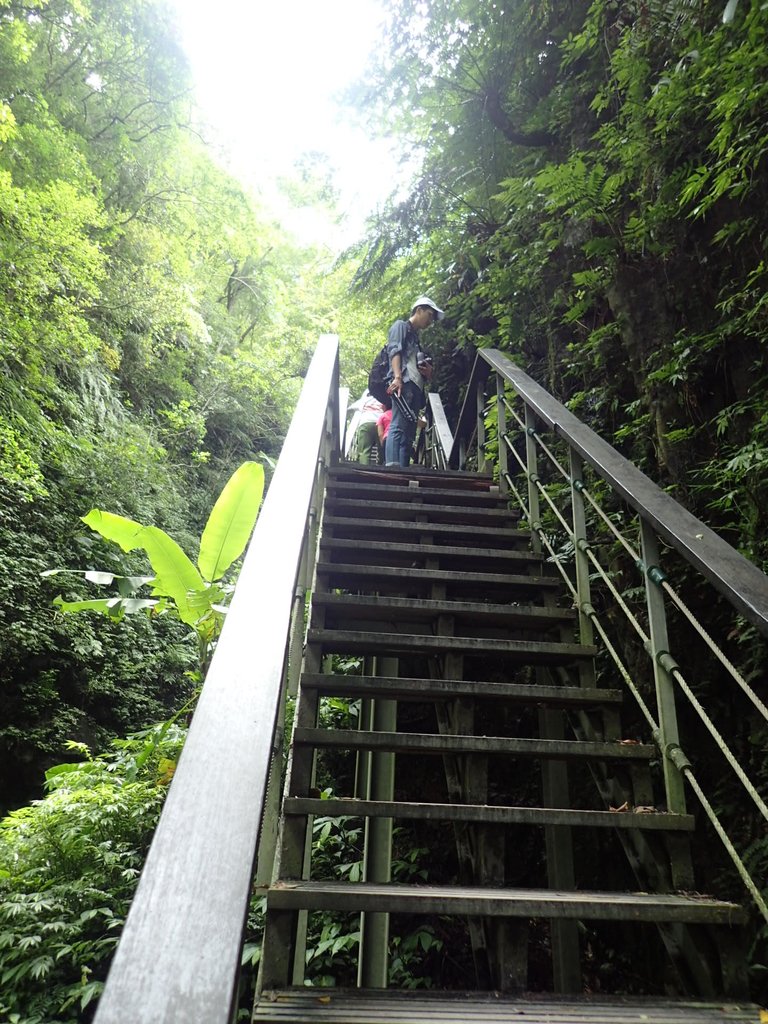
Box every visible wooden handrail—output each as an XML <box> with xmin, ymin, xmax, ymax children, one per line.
<box><xmin>450</xmin><ymin>349</ymin><xmax>768</xmax><ymax>634</ymax></box>
<box><xmin>94</xmin><ymin>335</ymin><xmax>340</xmax><ymax>1024</ymax></box>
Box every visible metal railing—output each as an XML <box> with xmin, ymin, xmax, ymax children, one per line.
<box><xmin>449</xmin><ymin>349</ymin><xmax>768</xmax><ymax>923</ymax></box>
<box><xmin>418</xmin><ymin>392</ymin><xmax>454</xmax><ymax>469</ymax></box>
<box><xmin>94</xmin><ymin>335</ymin><xmax>342</xmax><ymax>1024</ymax></box>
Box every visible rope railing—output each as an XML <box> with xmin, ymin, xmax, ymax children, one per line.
<box><xmin>454</xmin><ymin>349</ymin><xmax>768</xmax><ymax>924</ymax></box>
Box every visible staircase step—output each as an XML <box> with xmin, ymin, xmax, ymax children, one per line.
<box><xmin>267</xmin><ymin>880</ymin><xmax>746</xmax><ymax>925</ymax></box>
<box><xmin>316</xmin><ymin>562</ymin><xmax>561</xmax><ymax>596</ymax></box>
<box><xmin>324</xmin><ymin>515</ymin><xmax>523</xmax><ymax>546</ymax></box>
<box><xmin>312</xmin><ymin>593</ymin><xmax>576</xmax><ymax>630</ymax></box>
<box><xmin>326</xmin><ymin>478</ymin><xmax>514</xmax><ymax>508</ymax></box>
<box><xmin>325</xmin><ymin>496</ymin><xmax>519</xmax><ymax>526</ymax></box>
<box><xmin>293</xmin><ymin>728</ymin><xmax>653</xmax><ymax>762</ymax></box>
<box><xmin>253</xmin><ymin>989</ymin><xmax>763</xmax><ymax>1023</ymax></box>
<box><xmin>306</xmin><ymin>628</ymin><xmax>593</xmax><ymax>662</ymax></box>
<box><xmin>328</xmin><ymin>465</ymin><xmax>495</xmax><ymax>489</ymax></box>
<box><xmin>300</xmin><ymin>673</ymin><xmax>624</xmax><ymax>706</ymax></box>
<box><xmin>320</xmin><ymin>537</ymin><xmax>540</xmax><ymax>565</ymax></box>
<box><xmin>285</xmin><ymin>797</ymin><xmax>696</xmax><ymax>832</ymax></box>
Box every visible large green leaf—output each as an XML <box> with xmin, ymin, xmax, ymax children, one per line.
<box><xmin>52</xmin><ymin>595</ymin><xmax>157</xmax><ymax>618</ymax></box>
<box><xmin>198</xmin><ymin>461</ymin><xmax>265</xmax><ymax>582</ymax></box>
<box><xmin>139</xmin><ymin>526</ymin><xmax>207</xmax><ymax>626</ymax></box>
<box><xmin>41</xmin><ymin>568</ymin><xmax>154</xmax><ymax>590</ymax></box>
<box><xmin>82</xmin><ymin>510</ymin><xmax>206</xmax><ymax>627</ymax></box>
<box><xmin>81</xmin><ymin>510</ymin><xmax>145</xmax><ymax>552</ymax></box>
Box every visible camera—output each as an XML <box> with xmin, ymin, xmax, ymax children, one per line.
<box><xmin>417</xmin><ymin>352</ymin><xmax>433</xmax><ymax>366</ymax></box>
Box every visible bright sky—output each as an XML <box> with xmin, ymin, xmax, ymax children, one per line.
<box><xmin>169</xmin><ymin>0</ymin><xmax>400</xmax><ymax>247</ymax></box>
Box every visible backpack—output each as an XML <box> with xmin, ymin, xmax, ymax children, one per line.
<box><xmin>367</xmin><ymin>345</ymin><xmax>392</xmax><ymax>409</ymax></box>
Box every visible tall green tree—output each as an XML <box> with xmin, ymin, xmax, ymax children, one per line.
<box><xmin>0</xmin><ymin>0</ymin><xmax>358</xmax><ymax>812</ymax></box>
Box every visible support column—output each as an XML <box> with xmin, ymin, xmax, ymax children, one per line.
<box><xmin>477</xmin><ymin>377</ymin><xmax>488</xmax><ymax>475</ymax></box>
<box><xmin>524</xmin><ymin>406</ymin><xmax>542</xmax><ymax>556</ymax></box>
<box><xmin>497</xmin><ymin>374</ymin><xmax>509</xmax><ymax>496</ymax></box>
<box><xmin>358</xmin><ymin>655</ymin><xmax>397</xmax><ymax>988</ymax></box>
<box><xmin>640</xmin><ymin>521</ymin><xmax>687</xmax><ymax>819</ymax></box>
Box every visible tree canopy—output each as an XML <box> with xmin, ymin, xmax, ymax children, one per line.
<box><xmin>0</xmin><ymin>0</ymin><xmax>372</xmax><ymax>811</ymax></box>
<box><xmin>349</xmin><ymin>0</ymin><xmax>768</xmax><ymax>569</ymax></box>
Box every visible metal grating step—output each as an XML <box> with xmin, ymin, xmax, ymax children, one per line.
<box><xmin>284</xmin><ymin>797</ymin><xmax>696</xmax><ymax>832</ymax></box>
<box><xmin>299</xmin><ymin>673</ymin><xmax>624</xmax><ymax>707</ymax></box>
<box><xmin>293</xmin><ymin>728</ymin><xmax>654</xmax><ymax>762</ymax></box>
<box><xmin>267</xmin><ymin>880</ymin><xmax>747</xmax><ymax>925</ymax></box>
<box><xmin>253</xmin><ymin>989</ymin><xmax>763</xmax><ymax>1022</ymax></box>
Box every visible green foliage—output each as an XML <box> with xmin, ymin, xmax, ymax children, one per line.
<box><xmin>0</xmin><ymin>0</ymin><xmax>360</xmax><ymax>814</ymax></box>
<box><xmin>350</xmin><ymin>0</ymin><xmax>768</xmax><ymax>541</ymax></box>
<box><xmin>45</xmin><ymin>461</ymin><xmax>265</xmax><ymax>671</ymax></box>
<box><xmin>0</xmin><ymin>169</ymin><xmax>106</xmax><ymax>399</ymax></box>
<box><xmin>0</xmin><ymin>723</ymin><xmax>186</xmax><ymax>1023</ymax></box>
<box><xmin>346</xmin><ymin>0</ymin><xmax>768</xmax><ymax>992</ymax></box>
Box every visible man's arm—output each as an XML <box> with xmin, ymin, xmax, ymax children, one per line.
<box><xmin>388</xmin><ymin>352</ymin><xmax>403</xmax><ymax>396</ymax></box>
<box><xmin>386</xmin><ymin>320</ymin><xmax>408</xmax><ymax>397</ymax></box>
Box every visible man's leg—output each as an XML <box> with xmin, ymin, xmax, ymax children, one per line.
<box><xmin>386</xmin><ymin>383</ymin><xmax>421</xmax><ymax>466</ymax></box>
<box><xmin>385</xmin><ymin>404</ymin><xmax>406</xmax><ymax>465</ymax></box>
<box><xmin>398</xmin><ymin>383</ymin><xmax>420</xmax><ymax>466</ymax></box>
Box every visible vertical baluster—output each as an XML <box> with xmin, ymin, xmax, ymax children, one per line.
<box><xmin>640</xmin><ymin>521</ymin><xmax>687</xmax><ymax>816</ymax></box>
<box><xmin>497</xmin><ymin>373</ymin><xmax>508</xmax><ymax>495</ymax></box>
<box><xmin>358</xmin><ymin>656</ymin><xmax>397</xmax><ymax>988</ymax></box>
<box><xmin>524</xmin><ymin>405</ymin><xmax>541</xmax><ymax>556</ymax></box>
<box><xmin>570</xmin><ymin>452</ymin><xmax>595</xmax><ymax>657</ymax></box>
<box><xmin>474</xmin><ymin>376</ymin><xmax>486</xmax><ymax>474</ymax></box>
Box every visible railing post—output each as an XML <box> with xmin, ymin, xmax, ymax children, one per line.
<box><xmin>570</xmin><ymin>452</ymin><xmax>595</xmax><ymax>657</ymax></box>
<box><xmin>358</xmin><ymin>655</ymin><xmax>397</xmax><ymax>988</ymax></box>
<box><xmin>476</xmin><ymin>377</ymin><xmax>488</xmax><ymax>474</ymax></box>
<box><xmin>640</xmin><ymin>521</ymin><xmax>687</xmax><ymax>815</ymax></box>
<box><xmin>533</xmin><ymin>446</ymin><xmax>586</xmax><ymax>992</ymax></box>
<box><xmin>496</xmin><ymin>374</ymin><xmax>508</xmax><ymax>495</ymax></box>
<box><xmin>524</xmin><ymin>405</ymin><xmax>541</xmax><ymax>555</ymax></box>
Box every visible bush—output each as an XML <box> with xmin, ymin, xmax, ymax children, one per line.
<box><xmin>0</xmin><ymin>724</ymin><xmax>185</xmax><ymax>1023</ymax></box>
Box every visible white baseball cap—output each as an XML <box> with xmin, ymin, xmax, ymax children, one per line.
<box><xmin>411</xmin><ymin>295</ymin><xmax>445</xmax><ymax>321</ymax></box>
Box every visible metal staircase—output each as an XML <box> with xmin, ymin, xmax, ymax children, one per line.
<box><xmin>255</xmin><ymin>462</ymin><xmax>750</xmax><ymax>1020</ymax></box>
<box><xmin>94</xmin><ymin>336</ymin><xmax>767</xmax><ymax>1024</ymax></box>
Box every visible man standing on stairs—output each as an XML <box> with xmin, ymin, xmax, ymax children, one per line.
<box><xmin>385</xmin><ymin>295</ymin><xmax>442</xmax><ymax>467</ymax></box>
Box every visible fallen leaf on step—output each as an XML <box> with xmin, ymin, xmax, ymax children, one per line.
<box><xmin>609</xmin><ymin>801</ymin><xmax>630</xmax><ymax>813</ymax></box>
<box><xmin>634</xmin><ymin>805</ymin><xmax>657</xmax><ymax>813</ymax></box>
<box><xmin>619</xmin><ymin>738</ymin><xmax>640</xmax><ymax>745</ymax></box>
<box><xmin>316</xmin><ymin>996</ymin><xmax>332</xmax><ymax>1004</ymax></box>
